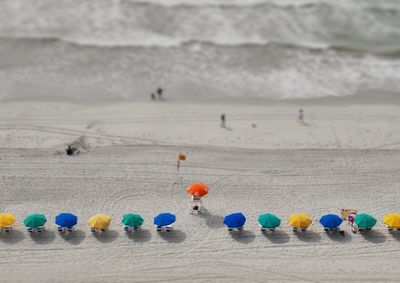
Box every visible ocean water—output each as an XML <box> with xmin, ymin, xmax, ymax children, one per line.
<box><xmin>0</xmin><ymin>0</ymin><xmax>400</xmax><ymax>100</ymax></box>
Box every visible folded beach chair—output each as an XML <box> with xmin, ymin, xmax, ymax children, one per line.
<box><xmin>292</xmin><ymin>227</ymin><xmax>307</xmax><ymax>232</ymax></box>
<box><xmin>28</xmin><ymin>226</ymin><xmax>45</xmax><ymax>233</ymax></box>
<box><xmin>57</xmin><ymin>226</ymin><xmax>73</xmax><ymax>233</ymax></box>
<box><xmin>124</xmin><ymin>225</ymin><xmax>141</xmax><ymax>232</ymax></box>
<box><xmin>0</xmin><ymin>227</ymin><xmax>12</xmax><ymax>233</ymax></box>
<box><xmin>259</xmin><ymin>224</ymin><xmax>276</xmax><ymax>232</ymax></box>
<box><xmin>156</xmin><ymin>225</ymin><xmax>173</xmax><ymax>232</ymax></box>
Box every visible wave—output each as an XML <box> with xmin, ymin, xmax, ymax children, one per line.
<box><xmin>119</xmin><ymin>0</ymin><xmax>400</xmax><ymax>9</ymax></box>
<box><xmin>121</xmin><ymin>0</ymin><xmax>319</xmax><ymax>8</ymax></box>
<box><xmin>1</xmin><ymin>0</ymin><xmax>400</xmax><ymax>54</ymax></box>
<box><xmin>1</xmin><ymin>33</ymin><xmax>400</xmax><ymax>101</ymax></box>
<box><xmin>3</xmin><ymin>34</ymin><xmax>400</xmax><ymax>59</ymax></box>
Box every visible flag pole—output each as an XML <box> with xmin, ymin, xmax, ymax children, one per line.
<box><xmin>176</xmin><ymin>153</ymin><xmax>186</xmax><ymax>189</ymax></box>
<box><xmin>176</xmin><ymin>159</ymin><xmax>180</xmax><ymax>189</ymax></box>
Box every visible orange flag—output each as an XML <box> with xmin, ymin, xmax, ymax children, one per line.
<box><xmin>177</xmin><ymin>153</ymin><xmax>186</xmax><ymax>171</ymax></box>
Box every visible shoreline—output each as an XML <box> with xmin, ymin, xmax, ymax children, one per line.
<box><xmin>1</xmin><ymin>94</ymin><xmax>400</xmax><ymax>150</ymax></box>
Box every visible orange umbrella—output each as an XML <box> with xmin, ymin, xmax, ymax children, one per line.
<box><xmin>187</xmin><ymin>183</ymin><xmax>208</xmax><ymax>197</ymax></box>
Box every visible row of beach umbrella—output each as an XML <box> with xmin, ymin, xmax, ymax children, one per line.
<box><xmin>1</xmin><ymin>212</ymin><xmax>400</xmax><ymax>231</ymax></box>
<box><xmin>0</xmin><ymin>212</ymin><xmax>176</xmax><ymax>231</ymax></box>
<box><xmin>225</xmin><ymin>213</ymin><xmax>384</xmax><ymax>230</ymax></box>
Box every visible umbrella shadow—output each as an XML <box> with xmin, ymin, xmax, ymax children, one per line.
<box><xmin>127</xmin><ymin>229</ymin><xmax>152</xmax><ymax>243</ymax></box>
<box><xmin>59</xmin><ymin>229</ymin><xmax>86</xmax><ymax>245</ymax></box>
<box><xmin>262</xmin><ymin>230</ymin><xmax>290</xmax><ymax>244</ymax></box>
<box><xmin>0</xmin><ymin>229</ymin><xmax>25</xmax><ymax>244</ymax></box>
<box><xmin>199</xmin><ymin>208</ymin><xmax>225</xmax><ymax>228</ymax></box>
<box><xmin>389</xmin><ymin>231</ymin><xmax>400</xmax><ymax>242</ymax></box>
<box><xmin>325</xmin><ymin>230</ymin><xmax>352</xmax><ymax>243</ymax></box>
<box><xmin>230</xmin><ymin>230</ymin><xmax>256</xmax><ymax>244</ymax></box>
<box><xmin>29</xmin><ymin>229</ymin><xmax>55</xmax><ymax>245</ymax></box>
<box><xmin>92</xmin><ymin>230</ymin><xmax>119</xmax><ymax>243</ymax></box>
<box><xmin>359</xmin><ymin>230</ymin><xmax>386</xmax><ymax>244</ymax></box>
<box><xmin>293</xmin><ymin>230</ymin><xmax>321</xmax><ymax>243</ymax></box>
<box><xmin>158</xmin><ymin>229</ymin><xmax>186</xmax><ymax>243</ymax></box>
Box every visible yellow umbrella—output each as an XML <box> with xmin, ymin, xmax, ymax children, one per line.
<box><xmin>384</xmin><ymin>213</ymin><xmax>400</xmax><ymax>228</ymax></box>
<box><xmin>0</xmin><ymin>214</ymin><xmax>16</xmax><ymax>227</ymax></box>
<box><xmin>88</xmin><ymin>214</ymin><xmax>111</xmax><ymax>229</ymax></box>
<box><xmin>289</xmin><ymin>213</ymin><xmax>312</xmax><ymax>228</ymax></box>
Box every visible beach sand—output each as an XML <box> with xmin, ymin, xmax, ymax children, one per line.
<box><xmin>1</xmin><ymin>95</ymin><xmax>400</xmax><ymax>282</ymax></box>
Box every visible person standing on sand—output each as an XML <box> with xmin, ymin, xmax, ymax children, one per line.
<box><xmin>220</xmin><ymin>113</ymin><xmax>226</xmax><ymax>127</ymax></box>
<box><xmin>298</xmin><ymin>109</ymin><xmax>304</xmax><ymax>122</ymax></box>
<box><xmin>151</xmin><ymin>93</ymin><xmax>156</xmax><ymax>101</ymax></box>
<box><xmin>157</xmin><ymin>88</ymin><xmax>163</xmax><ymax>100</ymax></box>
<box><xmin>348</xmin><ymin>214</ymin><xmax>357</xmax><ymax>233</ymax></box>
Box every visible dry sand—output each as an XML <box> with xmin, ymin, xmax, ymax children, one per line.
<box><xmin>1</xmin><ymin>96</ymin><xmax>400</xmax><ymax>282</ymax></box>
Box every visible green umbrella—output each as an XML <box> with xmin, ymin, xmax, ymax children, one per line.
<box><xmin>258</xmin><ymin>213</ymin><xmax>281</xmax><ymax>228</ymax></box>
<box><xmin>122</xmin><ymin>214</ymin><xmax>144</xmax><ymax>227</ymax></box>
<box><xmin>355</xmin><ymin>213</ymin><xmax>377</xmax><ymax>229</ymax></box>
<box><xmin>23</xmin><ymin>214</ymin><xmax>47</xmax><ymax>228</ymax></box>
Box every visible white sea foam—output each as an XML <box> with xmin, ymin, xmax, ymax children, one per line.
<box><xmin>0</xmin><ymin>0</ymin><xmax>400</xmax><ymax>100</ymax></box>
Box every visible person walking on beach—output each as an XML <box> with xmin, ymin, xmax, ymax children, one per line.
<box><xmin>220</xmin><ymin>113</ymin><xmax>226</xmax><ymax>128</ymax></box>
<box><xmin>157</xmin><ymin>88</ymin><xmax>163</xmax><ymax>100</ymax></box>
<box><xmin>298</xmin><ymin>109</ymin><xmax>304</xmax><ymax>122</ymax></box>
<box><xmin>151</xmin><ymin>93</ymin><xmax>156</xmax><ymax>101</ymax></box>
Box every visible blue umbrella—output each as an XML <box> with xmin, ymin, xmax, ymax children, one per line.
<box><xmin>319</xmin><ymin>214</ymin><xmax>342</xmax><ymax>229</ymax></box>
<box><xmin>223</xmin><ymin>212</ymin><xmax>246</xmax><ymax>228</ymax></box>
<box><xmin>55</xmin><ymin>213</ymin><xmax>78</xmax><ymax>228</ymax></box>
<box><xmin>154</xmin><ymin>213</ymin><xmax>176</xmax><ymax>226</ymax></box>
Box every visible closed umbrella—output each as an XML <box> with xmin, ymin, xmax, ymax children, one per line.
<box><xmin>154</xmin><ymin>213</ymin><xmax>176</xmax><ymax>226</ymax></box>
<box><xmin>122</xmin><ymin>214</ymin><xmax>144</xmax><ymax>227</ymax></box>
<box><xmin>289</xmin><ymin>213</ymin><xmax>312</xmax><ymax>228</ymax></box>
<box><xmin>258</xmin><ymin>213</ymin><xmax>281</xmax><ymax>228</ymax></box>
<box><xmin>355</xmin><ymin>213</ymin><xmax>377</xmax><ymax>229</ymax></box>
<box><xmin>23</xmin><ymin>214</ymin><xmax>47</xmax><ymax>228</ymax></box>
<box><xmin>55</xmin><ymin>213</ymin><xmax>78</xmax><ymax>228</ymax></box>
<box><xmin>319</xmin><ymin>214</ymin><xmax>343</xmax><ymax>229</ymax></box>
<box><xmin>223</xmin><ymin>212</ymin><xmax>246</xmax><ymax>228</ymax></box>
<box><xmin>88</xmin><ymin>214</ymin><xmax>111</xmax><ymax>230</ymax></box>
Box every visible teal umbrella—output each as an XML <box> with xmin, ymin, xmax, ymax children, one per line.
<box><xmin>258</xmin><ymin>213</ymin><xmax>281</xmax><ymax>228</ymax></box>
<box><xmin>23</xmin><ymin>214</ymin><xmax>47</xmax><ymax>228</ymax></box>
<box><xmin>122</xmin><ymin>214</ymin><xmax>144</xmax><ymax>227</ymax></box>
<box><xmin>355</xmin><ymin>213</ymin><xmax>377</xmax><ymax>229</ymax></box>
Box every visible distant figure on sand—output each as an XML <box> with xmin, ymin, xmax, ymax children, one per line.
<box><xmin>151</xmin><ymin>93</ymin><xmax>156</xmax><ymax>101</ymax></box>
<box><xmin>66</xmin><ymin>145</ymin><xmax>77</xmax><ymax>156</ymax></box>
<box><xmin>157</xmin><ymin>88</ymin><xmax>163</xmax><ymax>100</ymax></box>
<box><xmin>298</xmin><ymin>109</ymin><xmax>304</xmax><ymax>122</ymax></box>
<box><xmin>220</xmin><ymin>113</ymin><xmax>226</xmax><ymax>127</ymax></box>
